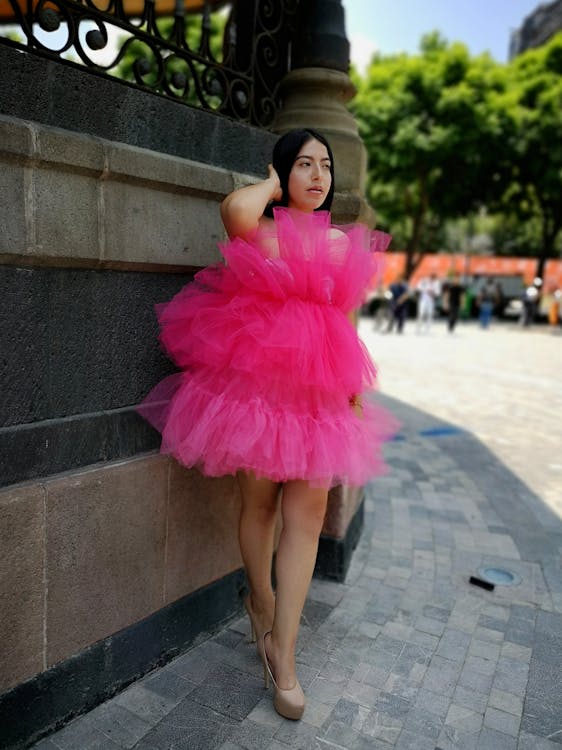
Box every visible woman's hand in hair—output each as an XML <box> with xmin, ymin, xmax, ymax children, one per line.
<box><xmin>221</xmin><ymin>166</ymin><xmax>281</xmax><ymax>239</ymax></box>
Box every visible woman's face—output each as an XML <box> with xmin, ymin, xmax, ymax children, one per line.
<box><xmin>287</xmin><ymin>138</ymin><xmax>332</xmax><ymax>213</ymax></box>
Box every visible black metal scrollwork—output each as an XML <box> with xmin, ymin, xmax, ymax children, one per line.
<box><xmin>0</xmin><ymin>0</ymin><xmax>299</xmax><ymax>126</ymax></box>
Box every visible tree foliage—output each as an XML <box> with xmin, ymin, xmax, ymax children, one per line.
<box><xmin>498</xmin><ymin>32</ymin><xmax>562</xmax><ymax>275</ymax></box>
<box><xmin>352</xmin><ymin>31</ymin><xmax>562</xmax><ymax>277</ymax></box>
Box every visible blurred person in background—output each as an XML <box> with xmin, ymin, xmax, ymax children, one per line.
<box><xmin>387</xmin><ymin>274</ymin><xmax>410</xmax><ymax>334</ymax></box>
<box><xmin>416</xmin><ymin>273</ymin><xmax>441</xmax><ymax>334</ymax></box>
<box><xmin>442</xmin><ymin>272</ymin><xmax>465</xmax><ymax>333</ymax></box>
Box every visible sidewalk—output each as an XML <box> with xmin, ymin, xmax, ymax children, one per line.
<box><xmin>31</xmin><ymin>324</ymin><xmax>562</xmax><ymax>750</ymax></box>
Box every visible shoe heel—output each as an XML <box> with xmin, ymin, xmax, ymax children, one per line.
<box><xmin>263</xmin><ymin>661</ymin><xmax>269</xmax><ymax>689</ymax></box>
<box><xmin>244</xmin><ymin>595</ymin><xmax>258</xmax><ymax>644</ymax></box>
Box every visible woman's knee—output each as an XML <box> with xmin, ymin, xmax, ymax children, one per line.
<box><xmin>238</xmin><ymin>472</ymin><xmax>280</xmax><ymax>517</ymax></box>
<box><xmin>281</xmin><ymin>482</ymin><xmax>328</xmax><ymax>535</ymax></box>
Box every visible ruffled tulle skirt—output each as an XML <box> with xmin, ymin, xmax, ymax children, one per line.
<box><xmin>137</xmin><ymin>208</ymin><xmax>397</xmax><ymax>487</ymax></box>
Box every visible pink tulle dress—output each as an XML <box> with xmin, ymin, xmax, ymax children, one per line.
<box><xmin>138</xmin><ymin>207</ymin><xmax>397</xmax><ymax>487</ymax></box>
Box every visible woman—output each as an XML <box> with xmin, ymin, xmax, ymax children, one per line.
<box><xmin>138</xmin><ymin>129</ymin><xmax>396</xmax><ymax>720</ymax></box>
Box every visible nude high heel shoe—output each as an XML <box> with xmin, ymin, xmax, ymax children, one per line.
<box><xmin>262</xmin><ymin>631</ymin><xmax>305</xmax><ymax>721</ymax></box>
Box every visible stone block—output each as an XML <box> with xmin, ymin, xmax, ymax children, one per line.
<box><xmin>44</xmin><ymin>455</ymin><xmax>168</xmax><ymax>666</ymax></box>
<box><xmin>36</xmin><ymin>125</ymin><xmax>104</xmax><ymax>174</ymax></box>
<box><xmin>33</xmin><ymin>167</ymin><xmax>100</xmax><ymax>260</ymax></box>
<box><xmin>0</xmin><ymin>266</ymin><xmax>49</xmax><ymax>427</ymax></box>
<box><xmin>102</xmin><ymin>178</ymin><xmax>223</xmax><ymax>267</ymax></box>
<box><xmin>106</xmin><ymin>143</ymin><xmax>232</xmax><ymax>199</ymax></box>
<box><xmin>164</xmin><ymin>465</ymin><xmax>242</xmax><ymax>604</ymax></box>
<box><xmin>0</xmin><ymin>483</ymin><xmax>45</xmax><ymax>692</ymax></box>
<box><xmin>0</xmin><ymin>115</ymin><xmax>34</xmax><ymax>159</ymax></box>
<box><xmin>0</xmin><ymin>161</ymin><xmax>27</xmax><ymax>254</ymax></box>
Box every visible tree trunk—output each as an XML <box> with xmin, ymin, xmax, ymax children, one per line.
<box><xmin>535</xmin><ymin>207</ymin><xmax>561</xmax><ymax>280</ymax></box>
<box><xmin>405</xmin><ymin>173</ymin><xmax>428</xmax><ymax>278</ymax></box>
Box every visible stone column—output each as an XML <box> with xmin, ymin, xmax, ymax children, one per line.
<box><xmin>272</xmin><ymin>0</ymin><xmax>374</xmax><ymax>226</ymax></box>
<box><xmin>273</xmin><ymin>1</ymin><xmax>373</xmax><ymax>580</ymax></box>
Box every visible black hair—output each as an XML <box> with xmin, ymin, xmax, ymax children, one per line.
<box><xmin>263</xmin><ymin>128</ymin><xmax>335</xmax><ymax>218</ymax></box>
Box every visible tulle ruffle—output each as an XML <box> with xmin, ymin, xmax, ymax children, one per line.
<box><xmin>138</xmin><ymin>207</ymin><xmax>396</xmax><ymax>486</ymax></box>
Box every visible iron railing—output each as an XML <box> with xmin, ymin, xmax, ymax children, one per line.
<box><xmin>0</xmin><ymin>0</ymin><xmax>299</xmax><ymax>126</ymax></box>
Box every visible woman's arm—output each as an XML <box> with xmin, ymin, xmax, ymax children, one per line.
<box><xmin>220</xmin><ymin>165</ymin><xmax>282</xmax><ymax>239</ymax></box>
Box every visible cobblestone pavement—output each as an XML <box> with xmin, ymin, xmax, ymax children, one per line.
<box><xmin>32</xmin><ymin>320</ymin><xmax>562</xmax><ymax>750</ymax></box>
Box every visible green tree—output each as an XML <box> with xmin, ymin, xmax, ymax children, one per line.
<box><xmin>500</xmin><ymin>32</ymin><xmax>562</xmax><ymax>277</ymax></box>
<box><xmin>352</xmin><ymin>33</ymin><xmax>513</xmax><ymax>277</ymax></box>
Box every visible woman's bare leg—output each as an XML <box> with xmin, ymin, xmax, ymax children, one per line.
<box><xmin>237</xmin><ymin>471</ymin><xmax>279</xmax><ymax>636</ymax></box>
<box><xmin>265</xmin><ymin>480</ymin><xmax>329</xmax><ymax>688</ymax></box>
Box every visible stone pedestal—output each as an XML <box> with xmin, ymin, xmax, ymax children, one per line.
<box><xmin>272</xmin><ymin>67</ymin><xmax>375</xmax><ymax>226</ymax></box>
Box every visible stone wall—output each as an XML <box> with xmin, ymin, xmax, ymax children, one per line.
<box><xmin>0</xmin><ymin>43</ymin><xmax>366</xmax><ymax>748</ymax></box>
<box><xmin>0</xmin><ymin>44</ymin><xmax>278</xmax><ymax>746</ymax></box>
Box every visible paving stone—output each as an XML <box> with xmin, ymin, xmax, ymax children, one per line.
<box><xmin>395</xmin><ymin>729</ymin><xmax>436</xmax><ymax>749</ymax></box>
<box><xmin>517</xmin><ymin>731</ymin><xmax>562</xmax><ymax>749</ymax></box>
<box><xmin>188</xmin><ymin>663</ymin><xmax>264</xmax><ymax>720</ymax></box>
<box><xmin>229</xmin><ymin>719</ymin><xmax>277</xmax><ymax>750</ymax></box>
<box><xmin>484</xmin><ymin>706</ymin><xmax>521</xmax><ymax>737</ymax></box>
<box><xmin>458</xmin><ymin>667</ymin><xmax>494</xmax><ymax>694</ymax></box>
<box><xmin>500</xmin><ymin>642</ymin><xmax>532</xmax><ymax>662</ymax></box>
<box><xmin>488</xmin><ymin>689</ymin><xmax>524</xmax><ymax>717</ymax></box>
<box><xmin>474</xmin><ymin>626</ymin><xmax>504</xmax><ymax>644</ymax></box>
<box><xmin>477</xmin><ymin>727</ymin><xmax>518</xmax><ymax>749</ymax></box>
<box><xmin>520</xmin><ymin>695</ymin><xmax>562</xmax><ymax>738</ymax></box>
<box><xmin>453</xmin><ymin>685</ymin><xmax>488</xmax><ymax>714</ymax></box>
<box><xmin>415</xmin><ymin>616</ymin><xmax>446</xmax><ymax>637</ymax></box>
<box><xmin>342</xmin><ymin>680</ymin><xmax>381</xmax><ymax>710</ymax></box>
<box><xmin>414</xmin><ymin>688</ymin><xmax>451</xmax><ymax>719</ymax></box>
<box><xmin>504</xmin><ymin>628</ymin><xmax>535</xmax><ymax>648</ymax></box>
<box><xmin>317</xmin><ymin>658</ymin><xmax>353</xmax><ymax>685</ymax></box>
<box><xmin>445</xmin><ymin>704</ymin><xmax>484</xmax><ymax>734</ymax></box>
<box><xmin>436</xmin><ymin>724</ymin><xmax>480</xmax><ymax>750</ymax></box>
<box><xmin>374</xmin><ymin>691</ymin><xmax>412</xmax><ymax>720</ymax></box>
<box><xmin>319</xmin><ymin>719</ymin><xmax>365</xmax><ymax>749</ymax></box>
<box><xmin>273</xmin><ymin>719</ymin><xmax>319</xmax><ymax>749</ymax></box>
<box><xmin>27</xmin><ymin>741</ymin><xmax>61</xmax><ymax>750</ymax></box>
<box><xmin>492</xmin><ymin>669</ymin><xmax>529</xmax><ymax>697</ymax></box>
<box><xmin>246</xmin><ymin>697</ymin><xmax>285</xmax><ymax>730</ymax></box>
<box><xmin>373</xmin><ymin>633</ymin><xmax>406</xmax><ymax>656</ymax></box>
<box><xmin>408</xmin><ymin>629</ymin><xmax>440</xmax><ymax>650</ymax></box>
<box><xmin>464</xmin><ymin>655</ymin><xmax>497</xmax><ymax>676</ymax></box>
<box><xmin>382</xmin><ymin>673</ymin><xmax>420</xmax><ymax>701</ymax></box>
<box><xmin>82</xmin><ymin>701</ymin><xmax>153</xmax><ymax>747</ymax></box>
<box><xmin>361</xmin><ymin>709</ymin><xmax>403</xmax><ymax>745</ymax></box>
<box><xmin>307</xmin><ymin>676</ymin><xmax>345</xmax><ymax>706</ymax></box>
<box><xmin>468</xmin><ymin>639</ymin><xmax>502</xmax><ymax>661</ymax></box>
<box><xmin>402</xmin><ymin>706</ymin><xmax>442</xmax><ymax>739</ymax></box>
<box><xmin>478</xmin><ymin>615</ymin><xmax>507</xmax><ymax>632</ymax></box>
<box><xmin>40</xmin><ymin>718</ymin><xmax>127</xmax><ymax>750</ymax></box>
<box><xmin>132</xmin><ymin>699</ymin><xmax>237</xmax><ymax>750</ymax></box>
<box><xmin>112</xmin><ymin>682</ymin><xmax>182</xmax><ymax>726</ymax></box>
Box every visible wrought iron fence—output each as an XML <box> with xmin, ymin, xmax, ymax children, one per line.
<box><xmin>0</xmin><ymin>0</ymin><xmax>299</xmax><ymax>127</ymax></box>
